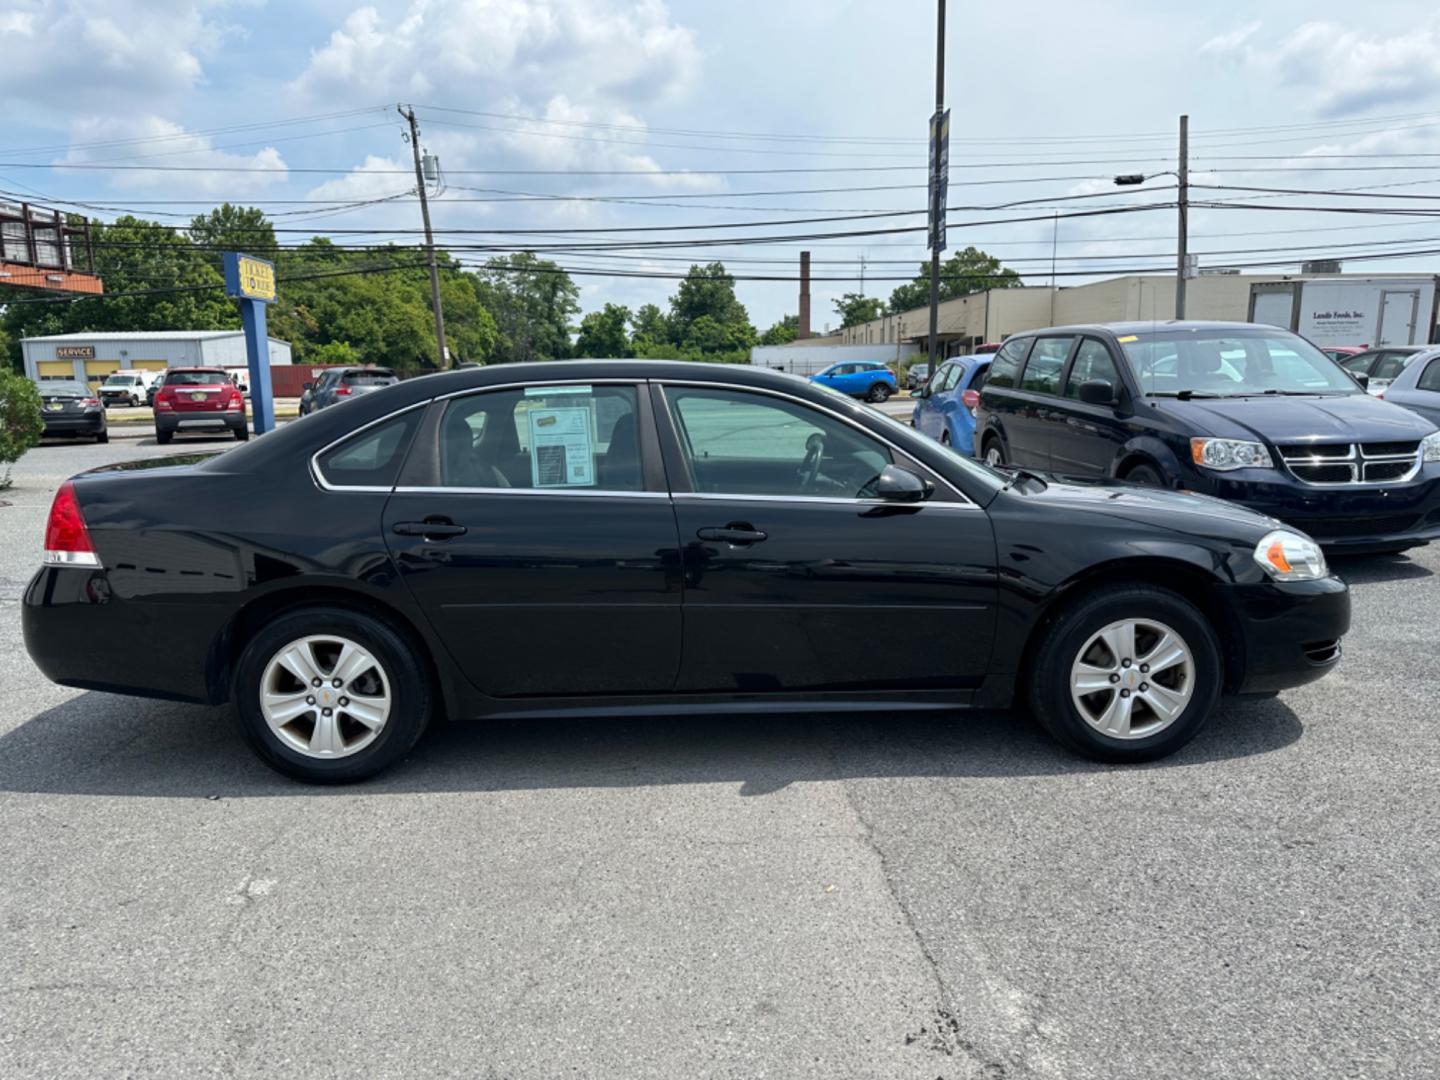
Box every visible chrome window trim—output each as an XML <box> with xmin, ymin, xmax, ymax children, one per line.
<box><xmin>671</xmin><ymin>491</ymin><xmax>982</xmax><ymax>510</ymax></box>
<box><xmin>434</xmin><ymin>376</ymin><xmax>642</xmax><ymax>403</ymax></box>
<box><xmin>310</xmin><ymin>400</ymin><xmax>432</xmax><ymax>493</ymax></box>
<box><xmin>393</xmin><ymin>486</ymin><xmax>667</xmax><ymax>499</ymax></box>
<box><xmin>655</xmin><ymin>378</ymin><xmax>976</xmax><ymax>507</ymax></box>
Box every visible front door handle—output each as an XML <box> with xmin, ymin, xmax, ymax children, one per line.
<box><xmin>393</xmin><ymin>518</ymin><xmax>467</xmax><ymax>539</ymax></box>
<box><xmin>697</xmin><ymin>524</ymin><xmax>767</xmax><ymax>546</ymax></box>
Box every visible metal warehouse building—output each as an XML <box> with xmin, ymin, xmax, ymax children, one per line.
<box><xmin>21</xmin><ymin>331</ymin><xmax>293</xmax><ymax>388</ymax></box>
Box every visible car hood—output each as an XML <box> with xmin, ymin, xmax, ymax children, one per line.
<box><xmin>1019</xmin><ymin>474</ymin><xmax>1284</xmax><ymax>542</ymax></box>
<box><xmin>1152</xmin><ymin>393</ymin><xmax>1438</xmax><ymax>443</ymax></box>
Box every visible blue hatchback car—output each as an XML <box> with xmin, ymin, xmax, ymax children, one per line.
<box><xmin>912</xmin><ymin>355</ymin><xmax>992</xmax><ymax>454</ymax></box>
<box><xmin>810</xmin><ymin>360</ymin><xmax>897</xmax><ymax>402</ymax></box>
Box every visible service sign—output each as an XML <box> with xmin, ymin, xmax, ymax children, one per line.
<box><xmin>222</xmin><ymin>252</ymin><xmax>277</xmax><ymax>304</ymax></box>
<box><xmin>55</xmin><ymin>345</ymin><xmax>96</xmax><ymax>360</ymax></box>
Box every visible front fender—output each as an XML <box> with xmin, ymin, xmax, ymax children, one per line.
<box><xmin>1113</xmin><ymin>434</ymin><xmax>1188</xmax><ymax>484</ymax></box>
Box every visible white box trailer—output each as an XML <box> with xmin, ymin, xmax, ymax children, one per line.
<box><xmin>1249</xmin><ymin>277</ymin><xmax>1439</xmax><ymax>348</ymax></box>
<box><xmin>750</xmin><ymin>342</ymin><xmax>919</xmax><ymax>376</ymax></box>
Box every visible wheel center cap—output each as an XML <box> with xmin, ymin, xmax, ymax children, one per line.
<box><xmin>319</xmin><ymin>688</ymin><xmax>335</xmax><ymax>707</ymax></box>
<box><xmin>1122</xmin><ymin>669</ymin><xmax>1141</xmax><ymax>690</ymax></box>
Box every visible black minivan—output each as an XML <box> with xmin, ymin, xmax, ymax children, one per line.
<box><xmin>974</xmin><ymin>321</ymin><xmax>1440</xmax><ymax>553</ymax></box>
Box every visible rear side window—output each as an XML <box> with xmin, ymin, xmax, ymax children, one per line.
<box><xmin>1020</xmin><ymin>337</ymin><xmax>1074</xmax><ymax>395</ymax></box>
<box><xmin>1417</xmin><ymin>358</ymin><xmax>1440</xmax><ymax>393</ymax></box>
<box><xmin>938</xmin><ymin>365</ymin><xmax>963</xmax><ymax>392</ymax></box>
<box><xmin>1339</xmin><ymin>352</ymin><xmax>1376</xmax><ymax>374</ymax></box>
<box><xmin>985</xmin><ymin>338</ymin><xmax>1030</xmax><ymax>389</ymax></box>
<box><xmin>1372</xmin><ymin>353</ymin><xmax>1414</xmax><ymax>381</ymax></box>
<box><xmin>315</xmin><ymin>409</ymin><xmax>424</xmax><ymax>489</ymax></box>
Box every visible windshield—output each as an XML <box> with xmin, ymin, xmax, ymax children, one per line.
<box><xmin>1120</xmin><ymin>330</ymin><xmax>1357</xmax><ymax>397</ymax></box>
<box><xmin>164</xmin><ymin>370</ymin><xmax>227</xmax><ymax>386</ymax></box>
<box><xmin>103</xmin><ymin>375</ymin><xmax>138</xmax><ymax>386</ymax></box>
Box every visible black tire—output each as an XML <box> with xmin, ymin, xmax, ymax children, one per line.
<box><xmin>233</xmin><ymin>424</ymin><xmax>250</xmax><ymax>441</ymax></box>
<box><xmin>95</xmin><ymin>430</ymin><xmax>109</xmax><ymax>444</ymax></box>
<box><xmin>940</xmin><ymin>429</ymin><xmax>951</xmax><ymax>447</ymax></box>
<box><xmin>155</xmin><ymin>428</ymin><xmax>173</xmax><ymax>445</ymax></box>
<box><xmin>982</xmin><ymin>436</ymin><xmax>1006</xmax><ymax>468</ymax></box>
<box><xmin>866</xmin><ymin>382</ymin><xmax>891</xmax><ymax>403</ymax></box>
<box><xmin>233</xmin><ymin>606</ymin><xmax>434</xmax><ymax>783</ymax></box>
<box><xmin>1123</xmin><ymin>462</ymin><xmax>1166</xmax><ymax>487</ymax></box>
<box><xmin>1026</xmin><ymin>584</ymin><xmax>1222</xmax><ymax>764</ymax></box>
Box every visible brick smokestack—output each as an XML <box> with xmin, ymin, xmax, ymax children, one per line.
<box><xmin>798</xmin><ymin>250</ymin><xmax>811</xmax><ymax>339</ymax></box>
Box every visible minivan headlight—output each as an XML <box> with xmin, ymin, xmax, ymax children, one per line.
<box><xmin>1191</xmin><ymin>438</ymin><xmax>1274</xmax><ymax>471</ymax></box>
<box><xmin>1254</xmin><ymin>530</ymin><xmax>1328</xmax><ymax>582</ymax></box>
<box><xmin>1422</xmin><ymin>430</ymin><xmax>1440</xmax><ymax>463</ymax></box>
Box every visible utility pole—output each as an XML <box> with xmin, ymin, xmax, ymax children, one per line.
<box><xmin>399</xmin><ymin>104</ymin><xmax>449</xmax><ymax>368</ymax></box>
<box><xmin>927</xmin><ymin>0</ymin><xmax>946</xmax><ymax>378</ymax></box>
<box><xmin>1176</xmin><ymin>113</ymin><xmax>1189</xmax><ymax>320</ymax></box>
<box><xmin>859</xmin><ymin>254</ymin><xmax>867</xmax><ymax>295</ymax></box>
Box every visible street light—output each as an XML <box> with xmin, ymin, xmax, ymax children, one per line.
<box><xmin>1112</xmin><ymin>115</ymin><xmax>1189</xmax><ymax>319</ymax></box>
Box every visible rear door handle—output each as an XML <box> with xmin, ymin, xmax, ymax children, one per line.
<box><xmin>393</xmin><ymin>518</ymin><xmax>467</xmax><ymax>539</ymax></box>
<box><xmin>697</xmin><ymin>524</ymin><xmax>767</xmax><ymax>546</ymax></box>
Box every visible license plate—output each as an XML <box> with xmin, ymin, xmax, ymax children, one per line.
<box><xmin>191</xmin><ymin>392</ymin><xmax>208</xmax><ymax>402</ymax></box>
<box><xmin>44</xmin><ymin>403</ymin><xmax>62</xmax><ymax>412</ymax></box>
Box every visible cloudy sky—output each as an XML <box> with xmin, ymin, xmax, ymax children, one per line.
<box><xmin>3</xmin><ymin>0</ymin><xmax>1440</xmax><ymax>331</ymax></box>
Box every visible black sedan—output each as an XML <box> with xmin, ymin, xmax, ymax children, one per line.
<box><xmin>24</xmin><ymin>360</ymin><xmax>1349</xmax><ymax>783</ymax></box>
<box><xmin>974</xmin><ymin>322</ymin><xmax>1440</xmax><ymax>554</ymax></box>
<box><xmin>38</xmin><ymin>381</ymin><xmax>108</xmax><ymax>443</ymax></box>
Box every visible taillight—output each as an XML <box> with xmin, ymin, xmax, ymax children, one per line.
<box><xmin>961</xmin><ymin>389</ymin><xmax>980</xmax><ymax>412</ymax></box>
<box><xmin>225</xmin><ymin>391</ymin><xmax>243</xmax><ymax>410</ymax></box>
<box><xmin>43</xmin><ymin>481</ymin><xmax>101</xmax><ymax>568</ymax></box>
<box><xmin>155</xmin><ymin>388</ymin><xmax>173</xmax><ymax>411</ymax></box>
<box><xmin>80</xmin><ymin>397</ymin><xmax>100</xmax><ymax>408</ymax></box>
<box><xmin>335</xmin><ymin>385</ymin><xmax>352</xmax><ymax>396</ymax></box>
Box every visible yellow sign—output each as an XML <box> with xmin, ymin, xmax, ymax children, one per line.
<box><xmin>236</xmin><ymin>256</ymin><xmax>276</xmax><ymax>302</ymax></box>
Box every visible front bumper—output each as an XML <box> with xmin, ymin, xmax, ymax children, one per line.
<box><xmin>1193</xmin><ymin>466</ymin><xmax>1440</xmax><ymax>552</ymax></box>
<box><xmin>1227</xmin><ymin>576</ymin><xmax>1350</xmax><ymax>695</ymax></box>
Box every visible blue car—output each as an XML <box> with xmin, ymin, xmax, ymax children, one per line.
<box><xmin>810</xmin><ymin>360</ymin><xmax>897</xmax><ymax>402</ymax></box>
<box><xmin>911</xmin><ymin>355</ymin><xmax>992</xmax><ymax>454</ymax></box>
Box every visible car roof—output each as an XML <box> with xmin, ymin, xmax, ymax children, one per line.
<box><xmin>1005</xmin><ymin>320</ymin><xmax>1284</xmax><ymax>338</ymax></box>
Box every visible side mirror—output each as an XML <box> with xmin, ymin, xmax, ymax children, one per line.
<box><xmin>874</xmin><ymin>464</ymin><xmax>933</xmax><ymax>503</ymax></box>
<box><xmin>302</xmin><ymin>382</ymin><xmax>314</xmax><ymax>392</ymax></box>
<box><xmin>915</xmin><ymin>384</ymin><xmax>931</xmax><ymax>399</ymax></box>
<box><xmin>1078</xmin><ymin>379</ymin><xmax>1119</xmax><ymax>406</ymax></box>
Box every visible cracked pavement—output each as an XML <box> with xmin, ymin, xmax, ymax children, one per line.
<box><xmin>2</xmin><ymin>439</ymin><xmax>1438</xmax><ymax>1078</ymax></box>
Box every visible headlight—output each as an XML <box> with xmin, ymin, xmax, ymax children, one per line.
<box><xmin>1254</xmin><ymin>530</ymin><xmax>1328</xmax><ymax>582</ymax></box>
<box><xmin>1423</xmin><ymin>430</ymin><xmax>1440</xmax><ymax>463</ymax></box>
<box><xmin>1191</xmin><ymin>438</ymin><xmax>1274</xmax><ymax>471</ymax></box>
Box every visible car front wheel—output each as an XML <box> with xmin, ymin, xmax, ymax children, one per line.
<box><xmin>234</xmin><ymin>607</ymin><xmax>434</xmax><ymax>783</ymax></box>
<box><xmin>982</xmin><ymin>438</ymin><xmax>1006</xmax><ymax>467</ymax></box>
<box><xmin>1027</xmin><ymin>585</ymin><xmax>1221</xmax><ymax>763</ymax></box>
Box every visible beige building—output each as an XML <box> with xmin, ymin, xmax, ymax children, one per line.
<box><xmin>828</xmin><ymin>271</ymin><xmax>1439</xmax><ymax>356</ymax></box>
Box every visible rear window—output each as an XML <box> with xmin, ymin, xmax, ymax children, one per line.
<box><xmin>44</xmin><ymin>382</ymin><xmax>88</xmax><ymax>397</ymax></box>
<box><xmin>342</xmin><ymin>370</ymin><xmax>398</xmax><ymax>386</ymax></box>
<box><xmin>314</xmin><ymin>409</ymin><xmax>424</xmax><ymax>489</ymax></box>
<box><xmin>164</xmin><ymin>370</ymin><xmax>228</xmax><ymax>386</ymax></box>
<box><xmin>984</xmin><ymin>338</ymin><xmax>1030</xmax><ymax>389</ymax></box>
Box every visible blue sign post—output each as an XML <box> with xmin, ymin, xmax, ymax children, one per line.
<box><xmin>222</xmin><ymin>252</ymin><xmax>278</xmax><ymax>435</ymax></box>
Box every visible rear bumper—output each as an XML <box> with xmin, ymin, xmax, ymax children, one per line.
<box><xmin>1227</xmin><ymin>576</ymin><xmax>1350</xmax><ymax>695</ymax></box>
<box><xmin>1195</xmin><ymin>466</ymin><xmax>1440</xmax><ymax>551</ymax></box>
<box><xmin>157</xmin><ymin>413</ymin><xmax>246</xmax><ymax>433</ymax></box>
<box><xmin>42</xmin><ymin>414</ymin><xmax>104</xmax><ymax>435</ymax></box>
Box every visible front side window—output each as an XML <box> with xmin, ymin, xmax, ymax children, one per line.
<box><xmin>664</xmin><ymin>386</ymin><xmax>891</xmax><ymax>499</ymax></box>
<box><xmin>439</xmin><ymin>384</ymin><xmax>643</xmax><ymax>491</ymax></box>
<box><xmin>1339</xmin><ymin>352</ymin><xmax>1376</xmax><ymax>374</ymax></box>
<box><xmin>315</xmin><ymin>409</ymin><xmax>424</xmax><ymax>488</ymax></box>
<box><xmin>1064</xmin><ymin>339</ymin><xmax>1122</xmax><ymax>398</ymax></box>
<box><xmin>985</xmin><ymin>337</ymin><xmax>1030</xmax><ymax>389</ymax></box>
<box><xmin>1020</xmin><ymin>337</ymin><xmax>1074</xmax><ymax>395</ymax></box>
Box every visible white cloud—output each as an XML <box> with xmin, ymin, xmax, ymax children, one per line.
<box><xmin>1199</xmin><ymin>20</ymin><xmax>1260</xmax><ymax>56</ymax></box>
<box><xmin>0</xmin><ymin>1</ymin><xmax>237</xmax><ymax>118</ymax></box>
<box><xmin>59</xmin><ymin>115</ymin><xmax>289</xmax><ymax>195</ymax></box>
<box><xmin>1220</xmin><ymin>20</ymin><xmax>1440</xmax><ymax>116</ymax></box>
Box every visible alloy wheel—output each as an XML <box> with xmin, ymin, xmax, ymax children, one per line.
<box><xmin>1069</xmin><ymin>618</ymin><xmax>1195</xmax><ymax>739</ymax></box>
<box><xmin>259</xmin><ymin>634</ymin><xmax>392</xmax><ymax>758</ymax></box>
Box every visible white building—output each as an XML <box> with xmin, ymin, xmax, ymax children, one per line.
<box><xmin>22</xmin><ymin>330</ymin><xmax>292</xmax><ymax>387</ymax></box>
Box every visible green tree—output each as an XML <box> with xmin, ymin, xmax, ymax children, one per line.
<box><xmin>629</xmin><ymin>303</ymin><xmax>669</xmax><ymax>351</ymax></box>
<box><xmin>759</xmin><ymin>314</ymin><xmax>799</xmax><ymax>345</ymax></box>
<box><xmin>189</xmin><ymin>204</ymin><xmax>277</xmax><ymax>271</ymax></box>
<box><xmin>308</xmin><ymin>341</ymin><xmax>360</xmax><ymax>366</ymax></box>
<box><xmin>574</xmin><ymin>303</ymin><xmax>632</xmax><ymax>358</ymax></box>
<box><xmin>833</xmin><ymin>292</ymin><xmax>885</xmax><ymax>329</ymax></box>
<box><xmin>472</xmin><ymin>253</ymin><xmax>581</xmax><ymax>363</ymax></box>
<box><xmin>0</xmin><ymin>368</ymin><xmax>43</xmax><ymax>489</ymax></box>
<box><xmin>887</xmin><ymin>246</ymin><xmax>1022</xmax><ymax>314</ymax></box>
<box><xmin>667</xmin><ymin>263</ymin><xmax>755</xmax><ymax>354</ymax></box>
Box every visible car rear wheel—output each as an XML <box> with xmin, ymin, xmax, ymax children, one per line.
<box><xmin>95</xmin><ymin>430</ymin><xmax>108</xmax><ymax>444</ymax></box>
<box><xmin>233</xmin><ymin>425</ymin><xmax>249</xmax><ymax>441</ymax></box>
<box><xmin>866</xmin><ymin>382</ymin><xmax>891</xmax><ymax>403</ymax></box>
<box><xmin>1027</xmin><ymin>585</ymin><xmax>1221</xmax><ymax>763</ymax></box>
<box><xmin>234</xmin><ymin>607</ymin><xmax>433</xmax><ymax>783</ymax></box>
<box><xmin>155</xmin><ymin>429</ymin><xmax>172</xmax><ymax>445</ymax></box>
<box><xmin>982</xmin><ymin>438</ymin><xmax>1006</xmax><ymax>468</ymax></box>
<box><xmin>940</xmin><ymin>429</ymin><xmax>951</xmax><ymax>446</ymax></box>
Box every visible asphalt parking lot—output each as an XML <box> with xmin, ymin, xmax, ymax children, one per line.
<box><xmin>2</xmin><ymin>436</ymin><xmax>1437</xmax><ymax>1079</ymax></box>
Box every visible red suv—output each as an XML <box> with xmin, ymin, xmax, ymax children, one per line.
<box><xmin>153</xmin><ymin>368</ymin><xmax>249</xmax><ymax>444</ymax></box>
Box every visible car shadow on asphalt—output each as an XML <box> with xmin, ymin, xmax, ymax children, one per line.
<box><xmin>1329</xmin><ymin>553</ymin><xmax>1434</xmax><ymax>585</ymax></box>
<box><xmin>0</xmin><ymin>692</ymin><xmax>1303</xmax><ymax>799</ymax></box>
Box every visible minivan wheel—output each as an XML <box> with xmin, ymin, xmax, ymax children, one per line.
<box><xmin>1124</xmin><ymin>463</ymin><xmax>1165</xmax><ymax>487</ymax></box>
<box><xmin>234</xmin><ymin>607</ymin><xmax>433</xmax><ymax>783</ymax></box>
<box><xmin>983</xmin><ymin>439</ymin><xmax>1006</xmax><ymax>467</ymax></box>
<box><xmin>1027</xmin><ymin>585</ymin><xmax>1221</xmax><ymax>763</ymax></box>
<box><xmin>867</xmin><ymin>382</ymin><xmax>891</xmax><ymax>403</ymax></box>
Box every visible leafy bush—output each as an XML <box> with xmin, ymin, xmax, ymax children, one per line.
<box><xmin>0</xmin><ymin>369</ymin><xmax>43</xmax><ymax>489</ymax></box>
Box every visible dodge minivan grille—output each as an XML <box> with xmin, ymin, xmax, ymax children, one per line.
<box><xmin>1278</xmin><ymin>442</ymin><xmax>1421</xmax><ymax>486</ymax></box>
